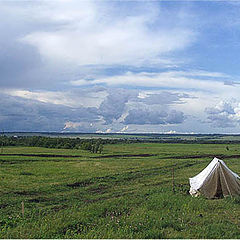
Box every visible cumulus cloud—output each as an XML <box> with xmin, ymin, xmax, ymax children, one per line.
<box><xmin>205</xmin><ymin>100</ymin><xmax>240</xmax><ymax>128</ymax></box>
<box><xmin>3</xmin><ymin>83</ymin><xmax>240</xmax><ymax>133</ymax></box>
<box><xmin>98</xmin><ymin>88</ymin><xmax>138</xmax><ymax>124</ymax></box>
<box><xmin>0</xmin><ymin>87</ymin><xmax>191</xmax><ymax>132</ymax></box>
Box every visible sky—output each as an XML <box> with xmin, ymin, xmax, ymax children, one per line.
<box><xmin>1</xmin><ymin>0</ymin><xmax>240</xmax><ymax>133</ymax></box>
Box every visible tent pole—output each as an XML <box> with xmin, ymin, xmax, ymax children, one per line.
<box><xmin>22</xmin><ymin>201</ymin><xmax>25</xmax><ymax>218</ymax></box>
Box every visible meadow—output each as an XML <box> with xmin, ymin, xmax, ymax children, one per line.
<box><xmin>0</xmin><ymin>142</ymin><xmax>240</xmax><ymax>238</ymax></box>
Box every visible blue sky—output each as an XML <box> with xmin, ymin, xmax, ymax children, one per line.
<box><xmin>1</xmin><ymin>0</ymin><xmax>240</xmax><ymax>133</ymax></box>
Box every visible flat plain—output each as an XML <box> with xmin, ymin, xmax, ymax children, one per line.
<box><xmin>0</xmin><ymin>143</ymin><xmax>240</xmax><ymax>238</ymax></box>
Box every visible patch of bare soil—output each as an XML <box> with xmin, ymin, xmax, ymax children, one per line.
<box><xmin>51</xmin><ymin>205</ymin><xmax>68</xmax><ymax>212</ymax></box>
<box><xmin>87</xmin><ymin>185</ymin><xmax>108</xmax><ymax>194</ymax></box>
<box><xmin>27</xmin><ymin>196</ymin><xmax>52</xmax><ymax>203</ymax></box>
<box><xmin>66</xmin><ymin>179</ymin><xmax>93</xmax><ymax>188</ymax></box>
<box><xmin>13</xmin><ymin>190</ymin><xmax>38</xmax><ymax>196</ymax></box>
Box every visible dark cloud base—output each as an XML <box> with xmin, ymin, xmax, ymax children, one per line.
<box><xmin>124</xmin><ymin>109</ymin><xmax>185</xmax><ymax>125</ymax></box>
<box><xmin>0</xmin><ymin>89</ymin><xmax>188</xmax><ymax>132</ymax></box>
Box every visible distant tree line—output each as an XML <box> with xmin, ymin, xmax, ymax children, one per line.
<box><xmin>0</xmin><ymin>135</ymin><xmax>239</xmax><ymax>153</ymax></box>
<box><xmin>0</xmin><ymin>136</ymin><xmax>109</xmax><ymax>153</ymax></box>
<box><xmin>0</xmin><ymin>136</ymin><xmax>141</xmax><ymax>153</ymax></box>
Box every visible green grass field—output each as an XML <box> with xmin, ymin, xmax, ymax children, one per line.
<box><xmin>0</xmin><ymin>143</ymin><xmax>240</xmax><ymax>238</ymax></box>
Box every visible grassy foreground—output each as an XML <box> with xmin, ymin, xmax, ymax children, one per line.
<box><xmin>0</xmin><ymin>143</ymin><xmax>240</xmax><ymax>238</ymax></box>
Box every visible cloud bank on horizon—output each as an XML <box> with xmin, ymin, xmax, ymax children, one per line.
<box><xmin>1</xmin><ymin>0</ymin><xmax>240</xmax><ymax>133</ymax></box>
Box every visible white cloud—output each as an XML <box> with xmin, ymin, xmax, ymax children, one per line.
<box><xmin>20</xmin><ymin>1</ymin><xmax>195</xmax><ymax>67</ymax></box>
<box><xmin>64</xmin><ymin>121</ymin><xmax>82</xmax><ymax>130</ymax></box>
<box><xmin>119</xmin><ymin>125</ymin><xmax>129</xmax><ymax>133</ymax></box>
<box><xmin>71</xmin><ymin>70</ymin><xmax>238</xmax><ymax>93</ymax></box>
<box><xmin>164</xmin><ymin>130</ymin><xmax>177</xmax><ymax>134</ymax></box>
<box><xmin>105</xmin><ymin>128</ymin><xmax>112</xmax><ymax>133</ymax></box>
<box><xmin>205</xmin><ymin>99</ymin><xmax>240</xmax><ymax>128</ymax></box>
<box><xmin>64</xmin><ymin>121</ymin><xmax>96</xmax><ymax>131</ymax></box>
<box><xmin>3</xmin><ymin>88</ymin><xmax>107</xmax><ymax>108</ymax></box>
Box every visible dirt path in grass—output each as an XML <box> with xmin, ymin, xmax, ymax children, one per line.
<box><xmin>168</xmin><ymin>154</ymin><xmax>240</xmax><ymax>160</ymax></box>
<box><xmin>0</xmin><ymin>153</ymin><xmax>83</xmax><ymax>158</ymax></box>
<box><xmin>0</xmin><ymin>153</ymin><xmax>239</xmax><ymax>160</ymax></box>
<box><xmin>91</xmin><ymin>154</ymin><xmax>157</xmax><ymax>158</ymax></box>
<box><xmin>0</xmin><ymin>153</ymin><xmax>156</xmax><ymax>158</ymax></box>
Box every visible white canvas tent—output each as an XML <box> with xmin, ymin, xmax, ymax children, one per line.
<box><xmin>189</xmin><ymin>157</ymin><xmax>240</xmax><ymax>198</ymax></box>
